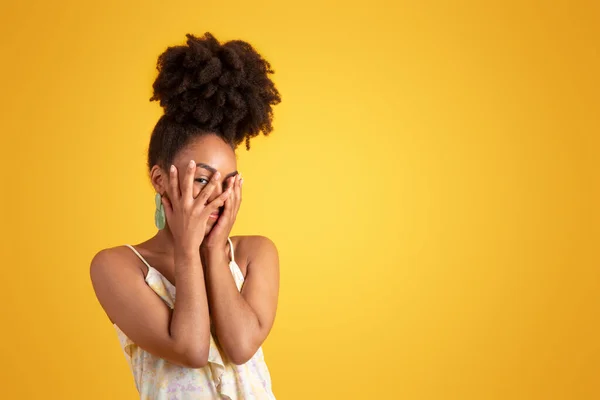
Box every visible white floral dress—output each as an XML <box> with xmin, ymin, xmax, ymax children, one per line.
<box><xmin>114</xmin><ymin>238</ymin><xmax>275</xmax><ymax>399</ymax></box>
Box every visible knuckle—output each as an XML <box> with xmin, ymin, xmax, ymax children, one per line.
<box><xmin>182</xmin><ymin>199</ymin><xmax>193</xmax><ymax>211</ymax></box>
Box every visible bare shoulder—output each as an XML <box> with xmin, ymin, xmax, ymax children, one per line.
<box><xmin>231</xmin><ymin>235</ymin><xmax>279</xmax><ymax>278</ymax></box>
<box><xmin>90</xmin><ymin>246</ymin><xmax>148</xmax><ymax>324</ymax></box>
<box><xmin>232</xmin><ymin>235</ymin><xmax>278</xmax><ymax>260</ymax></box>
<box><xmin>90</xmin><ymin>246</ymin><xmax>145</xmax><ymax>289</ymax></box>
<box><xmin>235</xmin><ymin>235</ymin><xmax>278</xmax><ymax>249</ymax></box>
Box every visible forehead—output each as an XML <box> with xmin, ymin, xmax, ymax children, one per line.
<box><xmin>175</xmin><ymin>134</ymin><xmax>237</xmax><ymax>173</ymax></box>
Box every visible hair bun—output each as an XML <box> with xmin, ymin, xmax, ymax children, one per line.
<box><xmin>150</xmin><ymin>32</ymin><xmax>281</xmax><ymax>149</ymax></box>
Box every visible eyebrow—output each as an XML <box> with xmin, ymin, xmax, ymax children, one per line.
<box><xmin>196</xmin><ymin>163</ymin><xmax>238</xmax><ymax>179</ymax></box>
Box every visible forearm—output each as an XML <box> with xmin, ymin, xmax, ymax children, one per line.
<box><xmin>169</xmin><ymin>249</ymin><xmax>211</xmax><ymax>365</ymax></box>
<box><xmin>204</xmin><ymin>253</ymin><xmax>260</xmax><ymax>364</ymax></box>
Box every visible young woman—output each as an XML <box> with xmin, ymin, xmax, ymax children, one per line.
<box><xmin>90</xmin><ymin>32</ymin><xmax>281</xmax><ymax>399</ymax></box>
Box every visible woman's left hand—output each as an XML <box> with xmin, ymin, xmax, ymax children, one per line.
<box><xmin>201</xmin><ymin>173</ymin><xmax>242</xmax><ymax>256</ymax></box>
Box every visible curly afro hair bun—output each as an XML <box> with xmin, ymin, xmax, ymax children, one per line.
<box><xmin>147</xmin><ymin>32</ymin><xmax>281</xmax><ymax>170</ymax></box>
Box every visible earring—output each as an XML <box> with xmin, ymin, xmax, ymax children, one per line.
<box><xmin>154</xmin><ymin>192</ymin><xmax>166</xmax><ymax>230</ymax></box>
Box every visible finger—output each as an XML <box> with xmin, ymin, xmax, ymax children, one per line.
<box><xmin>234</xmin><ymin>174</ymin><xmax>242</xmax><ymax>214</ymax></box>
<box><xmin>229</xmin><ymin>179</ymin><xmax>236</xmax><ymax>216</ymax></box>
<box><xmin>196</xmin><ymin>171</ymin><xmax>221</xmax><ymax>206</ymax></box>
<box><xmin>223</xmin><ymin>183</ymin><xmax>234</xmax><ymax>218</ymax></box>
<box><xmin>227</xmin><ymin>175</ymin><xmax>236</xmax><ymax>210</ymax></box>
<box><xmin>167</xmin><ymin>165</ymin><xmax>180</xmax><ymax>204</ymax></box>
<box><xmin>181</xmin><ymin>160</ymin><xmax>196</xmax><ymax>201</ymax></box>
<box><xmin>205</xmin><ymin>185</ymin><xmax>233</xmax><ymax>213</ymax></box>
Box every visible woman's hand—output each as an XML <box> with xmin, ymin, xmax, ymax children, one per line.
<box><xmin>201</xmin><ymin>173</ymin><xmax>242</xmax><ymax>252</ymax></box>
<box><xmin>162</xmin><ymin>160</ymin><xmax>233</xmax><ymax>253</ymax></box>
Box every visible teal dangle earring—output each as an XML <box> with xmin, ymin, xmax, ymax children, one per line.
<box><xmin>154</xmin><ymin>192</ymin><xmax>166</xmax><ymax>230</ymax></box>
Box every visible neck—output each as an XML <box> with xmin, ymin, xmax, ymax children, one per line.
<box><xmin>147</xmin><ymin>226</ymin><xmax>176</xmax><ymax>256</ymax></box>
<box><xmin>146</xmin><ymin>226</ymin><xmax>230</xmax><ymax>261</ymax></box>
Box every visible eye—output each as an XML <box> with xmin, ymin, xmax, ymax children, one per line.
<box><xmin>195</xmin><ymin>177</ymin><xmax>209</xmax><ymax>185</ymax></box>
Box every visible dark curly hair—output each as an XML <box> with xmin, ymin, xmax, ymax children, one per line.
<box><xmin>147</xmin><ymin>32</ymin><xmax>281</xmax><ymax>171</ymax></box>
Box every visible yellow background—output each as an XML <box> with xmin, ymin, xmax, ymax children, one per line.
<box><xmin>1</xmin><ymin>0</ymin><xmax>598</xmax><ymax>399</ymax></box>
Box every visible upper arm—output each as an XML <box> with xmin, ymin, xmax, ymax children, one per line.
<box><xmin>240</xmin><ymin>236</ymin><xmax>280</xmax><ymax>346</ymax></box>
<box><xmin>90</xmin><ymin>248</ymin><xmax>207</xmax><ymax>368</ymax></box>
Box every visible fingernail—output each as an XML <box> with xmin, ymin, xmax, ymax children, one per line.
<box><xmin>170</xmin><ymin>165</ymin><xmax>175</xmax><ymax>172</ymax></box>
<box><xmin>189</xmin><ymin>160</ymin><xmax>195</xmax><ymax>167</ymax></box>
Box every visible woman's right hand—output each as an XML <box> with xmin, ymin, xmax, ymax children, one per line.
<box><xmin>161</xmin><ymin>159</ymin><xmax>232</xmax><ymax>253</ymax></box>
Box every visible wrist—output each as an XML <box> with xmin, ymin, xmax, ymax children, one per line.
<box><xmin>174</xmin><ymin>245</ymin><xmax>201</xmax><ymax>262</ymax></box>
<box><xmin>200</xmin><ymin>245</ymin><xmax>229</xmax><ymax>265</ymax></box>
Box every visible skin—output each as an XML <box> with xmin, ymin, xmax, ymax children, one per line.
<box><xmin>90</xmin><ymin>134</ymin><xmax>280</xmax><ymax>368</ymax></box>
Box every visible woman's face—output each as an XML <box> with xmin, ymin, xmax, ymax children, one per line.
<box><xmin>156</xmin><ymin>134</ymin><xmax>238</xmax><ymax>235</ymax></box>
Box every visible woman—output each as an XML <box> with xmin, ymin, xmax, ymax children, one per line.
<box><xmin>90</xmin><ymin>32</ymin><xmax>281</xmax><ymax>399</ymax></box>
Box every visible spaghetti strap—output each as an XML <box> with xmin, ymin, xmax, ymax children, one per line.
<box><xmin>124</xmin><ymin>244</ymin><xmax>153</xmax><ymax>272</ymax></box>
<box><xmin>227</xmin><ymin>237</ymin><xmax>235</xmax><ymax>263</ymax></box>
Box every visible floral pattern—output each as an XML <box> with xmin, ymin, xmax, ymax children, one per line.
<box><xmin>115</xmin><ymin>240</ymin><xmax>275</xmax><ymax>399</ymax></box>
